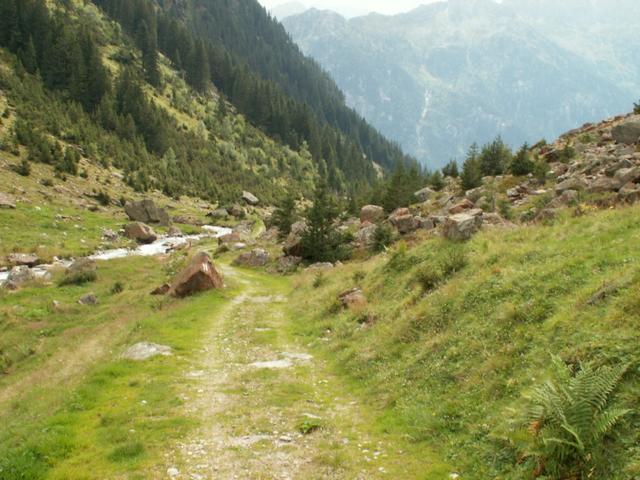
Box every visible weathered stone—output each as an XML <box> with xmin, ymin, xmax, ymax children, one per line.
<box><xmin>233</xmin><ymin>248</ymin><xmax>270</xmax><ymax>267</ymax></box>
<box><xmin>277</xmin><ymin>255</ymin><xmax>302</xmax><ymax>273</ymax></box>
<box><xmin>306</xmin><ymin>262</ymin><xmax>334</xmax><ymax>271</ymax></box>
<box><xmin>356</xmin><ymin>224</ymin><xmax>378</xmax><ymax>246</ymax></box>
<box><xmin>414</xmin><ymin>187</ymin><xmax>435</xmax><ymax>203</ymax></box>
<box><xmin>614</xmin><ymin>166</ymin><xmax>640</xmax><ymax>186</ymax></box>
<box><xmin>168</xmin><ymin>252</ymin><xmax>224</xmax><ymax>298</ymax></box>
<box><xmin>443</xmin><ymin>212</ymin><xmax>483</xmax><ymax>241</ymax></box>
<box><xmin>151</xmin><ymin>283</ymin><xmax>170</xmax><ymax>295</ymax></box>
<box><xmin>588</xmin><ymin>176</ymin><xmax>623</xmax><ymax>193</ymax></box>
<box><xmin>228</xmin><ymin>204</ymin><xmax>246</xmax><ymax>217</ymax></box>
<box><xmin>6</xmin><ymin>266</ymin><xmax>36</xmax><ymax>286</ymax></box>
<box><xmin>290</xmin><ymin>221</ymin><xmax>307</xmax><ymax>236</ymax></box>
<box><xmin>338</xmin><ymin>288</ymin><xmax>367</xmax><ymax>310</ymax></box>
<box><xmin>360</xmin><ymin>205</ymin><xmax>385</xmax><ymax>224</ymax></box>
<box><xmin>549</xmin><ymin>190</ymin><xmax>579</xmax><ymax>208</ymax></box>
<box><xmin>207</xmin><ymin>208</ymin><xmax>229</xmax><ymax>219</ymax></box>
<box><xmin>259</xmin><ymin>227</ymin><xmax>280</xmax><ymax>243</ymax></box>
<box><xmin>102</xmin><ymin>229</ymin><xmax>119</xmax><ymax>242</ymax></box>
<box><xmin>242</xmin><ymin>191</ymin><xmax>259</xmax><ymax>205</ymax></box>
<box><xmin>417</xmin><ymin>217</ymin><xmax>436</xmax><ymax>230</ymax></box>
<box><xmin>122</xmin><ymin>342</ymin><xmax>172</xmax><ymax>361</ymax></box>
<box><xmin>448</xmin><ymin>198</ymin><xmax>475</xmax><ymax>214</ymax></box>
<box><xmin>218</xmin><ymin>232</ymin><xmax>242</xmax><ymax>245</ymax></box>
<box><xmin>0</xmin><ymin>193</ymin><xmax>16</xmax><ymax>209</ymax></box>
<box><xmin>7</xmin><ymin>253</ymin><xmax>40</xmax><ymax>267</ymax></box>
<box><xmin>555</xmin><ymin>177</ymin><xmax>587</xmax><ymax>195</ymax></box>
<box><xmin>124</xmin><ymin>222</ymin><xmax>157</xmax><ymax>244</ymax></box>
<box><xmin>535</xmin><ymin>208</ymin><xmax>557</xmax><ymax>223</ymax></box>
<box><xmin>78</xmin><ymin>293</ymin><xmax>98</xmax><ymax>305</ymax></box>
<box><xmin>612</xmin><ymin>121</ymin><xmax>640</xmax><ymax>145</ymax></box>
<box><xmin>167</xmin><ymin>226</ymin><xmax>183</xmax><ymax>237</ymax></box>
<box><xmin>124</xmin><ymin>199</ymin><xmax>170</xmax><ymax>226</ymax></box>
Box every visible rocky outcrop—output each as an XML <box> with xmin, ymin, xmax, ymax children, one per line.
<box><xmin>555</xmin><ymin>177</ymin><xmax>588</xmax><ymax>195</ymax></box>
<box><xmin>167</xmin><ymin>252</ymin><xmax>224</xmax><ymax>298</ymax></box>
<box><xmin>448</xmin><ymin>199</ymin><xmax>475</xmax><ymax>215</ymax></box>
<box><xmin>0</xmin><ymin>193</ymin><xmax>16</xmax><ymax>209</ymax></box>
<box><xmin>389</xmin><ymin>208</ymin><xmax>419</xmax><ymax>234</ymax></box>
<box><xmin>360</xmin><ymin>205</ymin><xmax>385</xmax><ymax>224</ymax></box>
<box><xmin>125</xmin><ymin>199</ymin><xmax>170</xmax><ymax>226</ymax></box>
<box><xmin>414</xmin><ymin>187</ymin><xmax>435</xmax><ymax>203</ymax></box>
<box><xmin>124</xmin><ymin>222</ymin><xmax>157</xmax><ymax>244</ymax></box>
<box><xmin>233</xmin><ymin>249</ymin><xmax>270</xmax><ymax>267</ymax></box>
<box><xmin>612</xmin><ymin>120</ymin><xmax>640</xmax><ymax>145</ymax></box>
<box><xmin>242</xmin><ymin>191</ymin><xmax>260</xmax><ymax>205</ymax></box>
<box><xmin>7</xmin><ymin>253</ymin><xmax>40</xmax><ymax>267</ymax></box>
<box><xmin>3</xmin><ymin>266</ymin><xmax>36</xmax><ymax>289</ymax></box>
<box><xmin>355</xmin><ymin>224</ymin><xmax>377</xmax><ymax>246</ymax></box>
<box><xmin>443</xmin><ymin>210</ymin><xmax>483</xmax><ymax>241</ymax></box>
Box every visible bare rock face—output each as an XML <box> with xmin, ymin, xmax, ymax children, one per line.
<box><xmin>168</xmin><ymin>252</ymin><xmax>224</xmax><ymax>298</ymax></box>
<box><xmin>0</xmin><ymin>193</ymin><xmax>16</xmax><ymax>209</ymax></box>
<box><xmin>233</xmin><ymin>248</ymin><xmax>270</xmax><ymax>267</ymax></box>
<box><xmin>125</xmin><ymin>199</ymin><xmax>170</xmax><ymax>226</ymax></box>
<box><xmin>588</xmin><ymin>176</ymin><xmax>623</xmax><ymax>193</ymax></box>
<box><xmin>360</xmin><ymin>205</ymin><xmax>385</xmax><ymax>224</ymax></box>
<box><xmin>443</xmin><ymin>212</ymin><xmax>483</xmax><ymax>241</ymax></box>
<box><xmin>612</xmin><ymin>121</ymin><xmax>640</xmax><ymax>145</ymax></box>
<box><xmin>124</xmin><ymin>222</ymin><xmax>157</xmax><ymax>244</ymax></box>
<box><xmin>7</xmin><ymin>253</ymin><xmax>41</xmax><ymax>267</ymax></box>
<box><xmin>242</xmin><ymin>191</ymin><xmax>260</xmax><ymax>206</ymax></box>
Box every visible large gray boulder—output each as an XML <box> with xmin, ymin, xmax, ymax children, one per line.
<box><xmin>555</xmin><ymin>177</ymin><xmax>587</xmax><ymax>195</ymax></box>
<box><xmin>6</xmin><ymin>266</ymin><xmax>36</xmax><ymax>287</ymax></box>
<box><xmin>414</xmin><ymin>187</ymin><xmax>435</xmax><ymax>203</ymax></box>
<box><xmin>124</xmin><ymin>222</ymin><xmax>157</xmax><ymax>244</ymax></box>
<box><xmin>443</xmin><ymin>211</ymin><xmax>483</xmax><ymax>241</ymax></box>
<box><xmin>356</xmin><ymin>224</ymin><xmax>378</xmax><ymax>246</ymax></box>
<box><xmin>233</xmin><ymin>248</ymin><xmax>270</xmax><ymax>267</ymax></box>
<box><xmin>125</xmin><ymin>199</ymin><xmax>170</xmax><ymax>226</ymax></box>
<box><xmin>612</xmin><ymin>121</ymin><xmax>640</xmax><ymax>145</ymax></box>
<box><xmin>242</xmin><ymin>191</ymin><xmax>260</xmax><ymax>206</ymax></box>
<box><xmin>360</xmin><ymin>205</ymin><xmax>385</xmax><ymax>224</ymax></box>
<box><xmin>588</xmin><ymin>176</ymin><xmax>623</xmax><ymax>193</ymax></box>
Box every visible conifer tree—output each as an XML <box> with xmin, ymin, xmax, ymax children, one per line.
<box><xmin>510</xmin><ymin>143</ymin><xmax>534</xmax><ymax>176</ymax></box>
<box><xmin>461</xmin><ymin>143</ymin><xmax>482</xmax><ymax>191</ymax></box>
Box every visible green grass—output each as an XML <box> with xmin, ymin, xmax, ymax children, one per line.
<box><xmin>0</xmin><ymin>245</ymin><xmax>239</xmax><ymax>479</ymax></box>
<box><xmin>288</xmin><ymin>204</ymin><xmax>640</xmax><ymax>479</ymax></box>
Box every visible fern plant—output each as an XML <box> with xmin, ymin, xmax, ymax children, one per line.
<box><xmin>523</xmin><ymin>357</ymin><xmax>629</xmax><ymax>479</ymax></box>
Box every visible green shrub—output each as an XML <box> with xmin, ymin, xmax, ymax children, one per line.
<box><xmin>414</xmin><ymin>265</ymin><xmax>443</xmax><ymax>292</ymax></box>
<box><xmin>312</xmin><ymin>272</ymin><xmax>325</xmax><ymax>289</ymax></box>
<box><xmin>111</xmin><ymin>282</ymin><xmax>124</xmax><ymax>294</ymax></box>
<box><xmin>372</xmin><ymin>224</ymin><xmax>395</xmax><ymax>252</ymax></box>
<box><xmin>107</xmin><ymin>442</ymin><xmax>145</xmax><ymax>462</ymax></box>
<box><xmin>59</xmin><ymin>270</ymin><xmax>97</xmax><ymax>286</ymax></box>
<box><xmin>521</xmin><ymin>358</ymin><xmax>629</xmax><ymax>479</ymax></box>
<box><xmin>439</xmin><ymin>246</ymin><xmax>467</xmax><ymax>276</ymax></box>
<box><xmin>13</xmin><ymin>159</ymin><xmax>31</xmax><ymax>177</ymax></box>
<box><xmin>634</xmin><ymin>100</ymin><xmax>640</xmax><ymax>115</ymax></box>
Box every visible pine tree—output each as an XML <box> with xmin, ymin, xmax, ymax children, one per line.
<box><xmin>271</xmin><ymin>192</ymin><xmax>297</xmax><ymax>238</ymax></box>
<box><xmin>442</xmin><ymin>160</ymin><xmax>459</xmax><ymax>178</ymax></box>
<box><xmin>479</xmin><ymin>136</ymin><xmax>512</xmax><ymax>176</ymax></box>
<box><xmin>461</xmin><ymin>143</ymin><xmax>482</xmax><ymax>191</ymax></box>
<box><xmin>510</xmin><ymin>143</ymin><xmax>534</xmax><ymax>176</ymax></box>
<box><xmin>137</xmin><ymin>20</ymin><xmax>160</xmax><ymax>87</ymax></box>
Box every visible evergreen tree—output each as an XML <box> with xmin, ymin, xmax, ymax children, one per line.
<box><xmin>461</xmin><ymin>143</ymin><xmax>482</xmax><ymax>191</ymax></box>
<box><xmin>429</xmin><ymin>170</ymin><xmax>445</xmax><ymax>191</ymax></box>
<box><xmin>510</xmin><ymin>143</ymin><xmax>534</xmax><ymax>176</ymax></box>
<box><xmin>300</xmin><ymin>178</ymin><xmax>348</xmax><ymax>263</ymax></box>
<box><xmin>271</xmin><ymin>192</ymin><xmax>297</xmax><ymax>238</ymax></box>
<box><xmin>479</xmin><ymin>136</ymin><xmax>512</xmax><ymax>176</ymax></box>
<box><xmin>383</xmin><ymin>162</ymin><xmax>412</xmax><ymax>212</ymax></box>
<box><xmin>442</xmin><ymin>160</ymin><xmax>459</xmax><ymax>178</ymax></box>
<box><xmin>137</xmin><ymin>20</ymin><xmax>160</xmax><ymax>87</ymax></box>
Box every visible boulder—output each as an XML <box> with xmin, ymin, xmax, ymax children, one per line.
<box><xmin>588</xmin><ymin>176</ymin><xmax>623</xmax><ymax>193</ymax></box>
<box><xmin>167</xmin><ymin>252</ymin><xmax>224</xmax><ymax>298</ymax></box>
<box><xmin>167</xmin><ymin>226</ymin><xmax>183</xmax><ymax>237</ymax></box>
<box><xmin>78</xmin><ymin>293</ymin><xmax>98</xmax><ymax>305</ymax></box>
<box><xmin>242</xmin><ymin>191</ymin><xmax>259</xmax><ymax>205</ymax></box>
<box><xmin>555</xmin><ymin>177</ymin><xmax>587</xmax><ymax>195</ymax></box>
<box><xmin>443</xmin><ymin>212</ymin><xmax>483</xmax><ymax>241</ymax></box>
<box><xmin>207</xmin><ymin>208</ymin><xmax>229</xmax><ymax>219</ymax></box>
<box><xmin>307</xmin><ymin>262</ymin><xmax>334</xmax><ymax>271</ymax></box>
<box><xmin>218</xmin><ymin>232</ymin><xmax>242</xmax><ymax>245</ymax></box>
<box><xmin>290</xmin><ymin>221</ymin><xmax>307</xmax><ymax>236</ymax></box>
<box><xmin>0</xmin><ymin>193</ymin><xmax>16</xmax><ymax>209</ymax></box>
<box><xmin>356</xmin><ymin>224</ymin><xmax>377</xmax><ymax>246</ymax></box>
<box><xmin>612</xmin><ymin>121</ymin><xmax>640</xmax><ymax>145</ymax></box>
<box><xmin>360</xmin><ymin>205</ymin><xmax>385</xmax><ymax>224</ymax></box>
<box><xmin>124</xmin><ymin>199</ymin><xmax>170</xmax><ymax>226</ymax></box>
<box><xmin>614</xmin><ymin>166</ymin><xmax>640</xmax><ymax>186</ymax></box>
<box><xmin>228</xmin><ymin>204</ymin><xmax>245</xmax><ymax>218</ymax></box>
<box><xmin>416</xmin><ymin>217</ymin><xmax>436</xmax><ymax>230</ymax></box>
<box><xmin>391</xmin><ymin>214</ymin><xmax>420</xmax><ymax>234</ymax></box>
<box><xmin>124</xmin><ymin>222</ymin><xmax>157</xmax><ymax>244</ymax></box>
<box><xmin>233</xmin><ymin>248</ymin><xmax>270</xmax><ymax>267</ymax></box>
<box><xmin>277</xmin><ymin>256</ymin><xmax>302</xmax><ymax>273</ymax></box>
<box><xmin>122</xmin><ymin>342</ymin><xmax>172</xmax><ymax>361</ymax></box>
<box><xmin>259</xmin><ymin>227</ymin><xmax>280</xmax><ymax>243</ymax></box>
<box><xmin>414</xmin><ymin>187</ymin><xmax>435</xmax><ymax>203</ymax></box>
<box><xmin>338</xmin><ymin>288</ymin><xmax>367</xmax><ymax>310</ymax></box>
<box><xmin>102</xmin><ymin>229</ymin><xmax>119</xmax><ymax>242</ymax></box>
<box><xmin>6</xmin><ymin>266</ymin><xmax>36</xmax><ymax>287</ymax></box>
<box><xmin>7</xmin><ymin>253</ymin><xmax>40</xmax><ymax>267</ymax></box>
<box><xmin>448</xmin><ymin>198</ymin><xmax>475</xmax><ymax>215</ymax></box>
<box><xmin>67</xmin><ymin>258</ymin><xmax>97</xmax><ymax>276</ymax></box>
<box><xmin>549</xmin><ymin>190</ymin><xmax>579</xmax><ymax>208</ymax></box>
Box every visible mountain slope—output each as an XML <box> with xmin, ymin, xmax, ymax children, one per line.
<box><xmin>282</xmin><ymin>0</ymin><xmax>638</xmax><ymax>167</ymax></box>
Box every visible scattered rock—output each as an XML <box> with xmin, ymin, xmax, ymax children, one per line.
<box><xmin>389</xmin><ymin>208</ymin><xmax>419</xmax><ymax>234</ymax></box>
<box><xmin>259</xmin><ymin>227</ymin><xmax>280</xmax><ymax>243</ymax></box>
<box><xmin>151</xmin><ymin>283</ymin><xmax>170</xmax><ymax>296</ymax></box>
<box><xmin>218</xmin><ymin>231</ymin><xmax>242</xmax><ymax>245</ymax></box>
<box><xmin>360</xmin><ymin>205</ymin><xmax>385</xmax><ymax>224</ymax></box>
<box><xmin>228</xmin><ymin>204</ymin><xmax>246</xmax><ymax>217</ymax></box>
<box><xmin>338</xmin><ymin>288</ymin><xmax>367</xmax><ymax>310</ymax></box>
<box><xmin>122</xmin><ymin>342</ymin><xmax>172</xmax><ymax>361</ymax></box>
<box><xmin>611</xmin><ymin>120</ymin><xmax>640</xmax><ymax>145</ymax></box>
<box><xmin>277</xmin><ymin>255</ymin><xmax>302</xmax><ymax>273</ymax></box>
<box><xmin>166</xmin><ymin>467</ymin><xmax>180</xmax><ymax>478</ymax></box>
<box><xmin>443</xmin><ymin>212</ymin><xmax>483</xmax><ymax>241</ymax></box>
<box><xmin>168</xmin><ymin>252</ymin><xmax>224</xmax><ymax>298</ymax></box>
<box><xmin>167</xmin><ymin>226</ymin><xmax>183</xmax><ymax>237</ymax></box>
<box><xmin>124</xmin><ymin>199</ymin><xmax>170</xmax><ymax>226</ymax></box>
<box><xmin>124</xmin><ymin>222</ymin><xmax>157</xmax><ymax>244</ymax></box>
<box><xmin>102</xmin><ymin>229</ymin><xmax>119</xmax><ymax>242</ymax></box>
<box><xmin>448</xmin><ymin>198</ymin><xmax>475</xmax><ymax>214</ymax></box>
<box><xmin>78</xmin><ymin>293</ymin><xmax>98</xmax><ymax>305</ymax></box>
<box><xmin>355</xmin><ymin>224</ymin><xmax>377</xmax><ymax>246</ymax></box>
<box><xmin>414</xmin><ymin>187</ymin><xmax>435</xmax><ymax>202</ymax></box>
<box><xmin>233</xmin><ymin>248</ymin><xmax>270</xmax><ymax>267</ymax></box>
<box><xmin>207</xmin><ymin>208</ymin><xmax>229</xmax><ymax>219</ymax></box>
<box><xmin>549</xmin><ymin>189</ymin><xmax>579</xmax><ymax>208</ymax></box>
<box><xmin>614</xmin><ymin>166</ymin><xmax>640</xmax><ymax>185</ymax></box>
<box><xmin>0</xmin><ymin>192</ymin><xmax>16</xmax><ymax>209</ymax></box>
<box><xmin>7</xmin><ymin>253</ymin><xmax>40</xmax><ymax>267</ymax></box>
<box><xmin>5</xmin><ymin>266</ymin><xmax>35</xmax><ymax>287</ymax></box>
<box><xmin>242</xmin><ymin>191</ymin><xmax>260</xmax><ymax>205</ymax></box>
<box><xmin>588</xmin><ymin>176</ymin><xmax>622</xmax><ymax>193</ymax></box>
<box><xmin>555</xmin><ymin>177</ymin><xmax>587</xmax><ymax>195</ymax></box>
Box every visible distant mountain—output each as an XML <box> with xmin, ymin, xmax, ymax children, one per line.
<box><xmin>270</xmin><ymin>1</ymin><xmax>308</xmax><ymax>20</ymax></box>
<box><xmin>283</xmin><ymin>0</ymin><xmax>639</xmax><ymax>167</ymax></box>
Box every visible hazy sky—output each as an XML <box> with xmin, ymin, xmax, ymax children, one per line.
<box><xmin>258</xmin><ymin>0</ymin><xmax>442</xmax><ymax>17</ymax></box>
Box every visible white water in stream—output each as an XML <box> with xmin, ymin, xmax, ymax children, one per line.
<box><xmin>0</xmin><ymin>225</ymin><xmax>232</xmax><ymax>282</ymax></box>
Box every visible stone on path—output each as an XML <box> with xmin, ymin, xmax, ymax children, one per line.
<box><xmin>123</xmin><ymin>342</ymin><xmax>172</xmax><ymax>361</ymax></box>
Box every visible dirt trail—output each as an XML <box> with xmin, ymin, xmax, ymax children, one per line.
<box><xmin>159</xmin><ymin>268</ymin><xmax>393</xmax><ymax>480</ymax></box>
